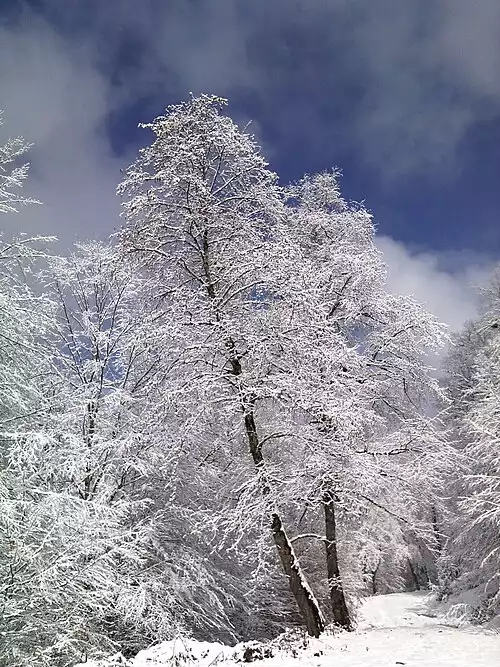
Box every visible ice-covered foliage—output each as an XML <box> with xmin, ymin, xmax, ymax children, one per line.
<box><xmin>118</xmin><ymin>95</ymin><xmax>450</xmax><ymax>635</ymax></box>
<box><xmin>0</xmin><ymin>110</ymin><xmax>39</xmax><ymax>213</ymax></box>
<box><xmin>441</xmin><ymin>269</ymin><xmax>500</xmax><ymax>619</ymax></box>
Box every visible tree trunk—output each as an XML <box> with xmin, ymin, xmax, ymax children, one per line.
<box><xmin>203</xmin><ymin>246</ymin><xmax>325</xmax><ymax>636</ymax></box>
<box><xmin>431</xmin><ymin>506</ymin><xmax>442</xmax><ymax>554</ymax></box>
<box><xmin>241</xmin><ymin>402</ymin><xmax>325</xmax><ymax>637</ymax></box>
<box><xmin>372</xmin><ymin>559</ymin><xmax>380</xmax><ymax>595</ymax></box>
<box><xmin>231</xmin><ymin>359</ymin><xmax>324</xmax><ymax>636</ymax></box>
<box><xmin>271</xmin><ymin>513</ymin><xmax>325</xmax><ymax>637</ymax></box>
<box><xmin>407</xmin><ymin>558</ymin><xmax>420</xmax><ymax>591</ymax></box>
<box><xmin>323</xmin><ymin>490</ymin><xmax>352</xmax><ymax>630</ymax></box>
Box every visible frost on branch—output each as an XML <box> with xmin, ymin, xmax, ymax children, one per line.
<box><xmin>0</xmin><ymin>110</ymin><xmax>39</xmax><ymax>213</ymax></box>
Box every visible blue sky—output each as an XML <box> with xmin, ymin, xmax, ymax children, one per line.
<box><xmin>0</xmin><ymin>0</ymin><xmax>499</xmax><ymax>329</ymax></box>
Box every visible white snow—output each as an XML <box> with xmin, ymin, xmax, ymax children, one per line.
<box><xmin>358</xmin><ymin>590</ymin><xmax>450</xmax><ymax>630</ymax></box>
<box><xmin>308</xmin><ymin>591</ymin><xmax>500</xmax><ymax>667</ymax></box>
<box><xmin>131</xmin><ymin>639</ymin><xmax>235</xmax><ymax>666</ymax></box>
<box><xmin>79</xmin><ymin>592</ymin><xmax>500</xmax><ymax>667</ymax></box>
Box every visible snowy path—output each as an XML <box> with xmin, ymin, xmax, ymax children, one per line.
<box><xmin>129</xmin><ymin>592</ymin><xmax>499</xmax><ymax>667</ymax></box>
<box><xmin>267</xmin><ymin>592</ymin><xmax>500</xmax><ymax>667</ymax></box>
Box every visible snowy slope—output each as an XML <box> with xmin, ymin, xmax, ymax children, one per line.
<box><xmin>78</xmin><ymin>592</ymin><xmax>500</xmax><ymax>667</ymax></box>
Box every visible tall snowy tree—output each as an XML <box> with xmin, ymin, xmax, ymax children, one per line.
<box><xmin>270</xmin><ymin>171</ymin><xmax>448</xmax><ymax>627</ymax></box>
<box><xmin>118</xmin><ymin>97</ymin><xmax>450</xmax><ymax>636</ymax></box>
<box><xmin>1</xmin><ymin>243</ymin><xmax>153</xmax><ymax>666</ymax></box>
<box><xmin>0</xmin><ymin>116</ymin><xmax>60</xmax><ymax>666</ymax></box>
<box><xmin>118</xmin><ymin>95</ymin><xmax>326</xmax><ymax>637</ymax></box>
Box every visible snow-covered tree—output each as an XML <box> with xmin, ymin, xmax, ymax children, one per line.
<box><xmin>0</xmin><ymin>242</ymin><xmax>57</xmax><ymax>666</ymax></box>
<box><xmin>118</xmin><ymin>97</ymin><xmax>449</xmax><ymax>636</ymax></box>
<box><xmin>441</xmin><ymin>269</ymin><xmax>500</xmax><ymax>619</ymax></box>
<box><xmin>462</xmin><ymin>333</ymin><xmax>500</xmax><ymax>614</ymax></box>
<box><xmin>118</xmin><ymin>94</ymin><xmax>326</xmax><ymax>637</ymax></box>
<box><xmin>0</xmin><ymin>117</ymin><xmax>64</xmax><ymax>666</ymax></box>
<box><xmin>0</xmin><ymin>115</ymin><xmax>48</xmax><ymax>427</ymax></box>
<box><xmin>269</xmin><ymin>171</ymin><xmax>448</xmax><ymax>627</ymax></box>
<box><xmin>1</xmin><ymin>243</ymin><xmax>151</xmax><ymax>666</ymax></box>
<box><xmin>1</xmin><ymin>241</ymin><xmax>247</xmax><ymax>666</ymax></box>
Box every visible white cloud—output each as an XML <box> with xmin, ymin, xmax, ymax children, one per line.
<box><xmin>321</xmin><ymin>0</ymin><xmax>500</xmax><ymax>178</ymax></box>
<box><xmin>130</xmin><ymin>0</ymin><xmax>500</xmax><ymax>179</ymax></box>
<box><xmin>0</xmin><ymin>18</ymin><xmax>122</xmax><ymax>245</ymax></box>
<box><xmin>13</xmin><ymin>1</ymin><xmax>500</xmax><ymax>182</ymax></box>
<box><xmin>377</xmin><ymin>236</ymin><xmax>493</xmax><ymax>331</ymax></box>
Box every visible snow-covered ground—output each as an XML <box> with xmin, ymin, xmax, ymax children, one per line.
<box><xmin>80</xmin><ymin>592</ymin><xmax>500</xmax><ymax>667</ymax></box>
<box><xmin>315</xmin><ymin>591</ymin><xmax>500</xmax><ymax>667</ymax></box>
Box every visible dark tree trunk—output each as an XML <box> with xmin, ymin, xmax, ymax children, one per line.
<box><xmin>407</xmin><ymin>558</ymin><xmax>420</xmax><ymax>591</ymax></box>
<box><xmin>200</xmin><ymin>237</ymin><xmax>325</xmax><ymax>636</ymax></box>
<box><xmin>271</xmin><ymin>513</ymin><xmax>325</xmax><ymax>637</ymax></box>
<box><xmin>362</xmin><ymin>556</ymin><xmax>379</xmax><ymax>595</ymax></box>
<box><xmin>372</xmin><ymin>559</ymin><xmax>380</xmax><ymax>595</ymax></box>
<box><xmin>431</xmin><ymin>506</ymin><xmax>442</xmax><ymax>554</ymax></box>
<box><xmin>227</xmin><ymin>343</ymin><xmax>325</xmax><ymax>637</ymax></box>
<box><xmin>323</xmin><ymin>490</ymin><xmax>352</xmax><ymax>630</ymax></box>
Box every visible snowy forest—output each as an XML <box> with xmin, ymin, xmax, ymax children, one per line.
<box><xmin>0</xmin><ymin>95</ymin><xmax>498</xmax><ymax>667</ymax></box>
